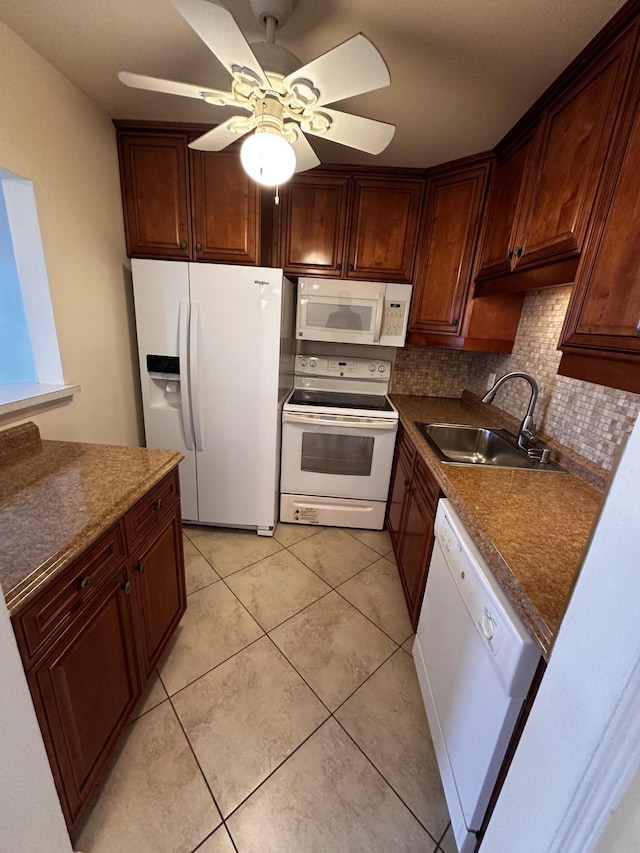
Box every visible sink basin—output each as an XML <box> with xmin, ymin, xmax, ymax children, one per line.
<box><xmin>415</xmin><ymin>422</ymin><xmax>565</xmax><ymax>472</ymax></box>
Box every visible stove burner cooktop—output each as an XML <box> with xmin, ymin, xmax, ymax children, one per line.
<box><xmin>289</xmin><ymin>389</ymin><xmax>394</xmax><ymax>412</ymax></box>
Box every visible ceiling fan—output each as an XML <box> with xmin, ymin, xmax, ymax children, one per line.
<box><xmin>119</xmin><ymin>0</ymin><xmax>395</xmax><ymax>186</ymax></box>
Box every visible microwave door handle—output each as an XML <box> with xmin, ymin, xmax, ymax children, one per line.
<box><xmin>178</xmin><ymin>300</ymin><xmax>193</xmax><ymax>451</ymax></box>
<box><xmin>373</xmin><ymin>292</ymin><xmax>385</xmax><ymax>343</ymax></box>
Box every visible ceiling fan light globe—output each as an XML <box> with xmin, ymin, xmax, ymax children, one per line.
<box><xmin>241</xmin><ymin>131</ymin><xmax>296</xmax><ymax>186</ymax></box>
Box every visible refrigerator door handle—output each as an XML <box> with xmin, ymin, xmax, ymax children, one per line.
<box><xmin>189</xmin><ymin>300</ymin><xmax>204</xmax><ymax>452</ymax></box>
<box><xmin>178</xmin><ymin>299</ymin><xmax>194</xmax><ymax>451</ymax></box>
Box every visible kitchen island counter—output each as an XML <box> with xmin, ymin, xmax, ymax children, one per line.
<box><xmin>0</xmin><ymin>422</ymin><xmax>182</xmax><ymax>614</ymax></box>
<box><xmin>391</xmin><ymin>393</ymin><xmax>604</xmax><ymax>656</ymax></box>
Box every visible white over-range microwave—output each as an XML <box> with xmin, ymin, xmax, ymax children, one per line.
<box><xmin>296</xmin><ymin>278</ymin><xmax>412</xmax><ymax>346</ymax></box>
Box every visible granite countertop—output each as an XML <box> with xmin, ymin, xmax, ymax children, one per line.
<box><xmin>0</xmin><ymin>423</ymin><xmax>182</xmax><ymax>615</ymax></box>
<box><xmin>391</xmin><ymin>393</ymin><xmax>605</xmax><ymax>657</ymax></box>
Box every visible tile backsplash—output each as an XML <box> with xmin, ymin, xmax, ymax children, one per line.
<box><xmin>391</xmin><ymin>285</ymin><xmax>640</xmax><ymax>470</ymax></box>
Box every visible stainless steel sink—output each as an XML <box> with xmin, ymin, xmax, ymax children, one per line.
<box><xmin>415</xmin><ymin>422</ymin><xmax>565</xmax><ymax>472</ymax></box>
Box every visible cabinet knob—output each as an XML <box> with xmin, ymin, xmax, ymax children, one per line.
<box><xmin>195</xmin><ymin>242</ymin><xmax>202</xmax><ymax>252</ymax></box>
<box><xmin>506</xmin><ymin>249</ymin><xmax>514</xmax><ymax>260</ymax></box>
<box><xmin>179</xmin><ymin>240</ymin><xmax>187</xmax><ymax>249</ymax></box>
<box><xmin>404</xmin><ymin>478</ymin><xmax>411</xmax><ymax>488</ymax></box>
<box><xmin>122</xmin><ymin>581</ymin><xmax>132</xmax><ymax>594</ymax></box>
<box><xmin>513</xmin><ymin>246</ymin><xmax>523</xmax><ymax>258</ymax></box>
<box><xmin>348</xmin><ymin>263</ymin><xmax>354</xmax><ymax>271</ymax></box>
<box><xmin>135</xmin><ymin>563</ymin><xmax>145</xmax><ymax>574</ymax></box>
<box><xmin>336</xmin><ymin>262</ymin><xmax>342</xmax><ymax>271</ymax></box>
<box><xmin>452</xmin><ymin>318</ymin><xmax>458</xmax><ymax>327</ymax></box>
<box><xmin>78</xmin><ymin>576</ymin><xmax>92</xmax><ymax>589</ymax></box>
<box><xmin>153</xmin><ymin>498</ymin><xmax>163</xmax><ymax>510</ymax></box>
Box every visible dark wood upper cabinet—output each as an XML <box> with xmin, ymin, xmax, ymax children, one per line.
<box><xmin>476</xmin><ymin>138</ymin><xmax>533</xmax><ymax>280</ymax></box>
<box><xmin>277</xmin><ymin>171</ymin><xmax>424</xmax><ymax>282</ymax></box>
<box><xmin>514</xmin><ymin>28</ymin><xmax>636</xmax><ymax>271</ymax></box>
<box><xmin>347</xmin><ymin>178</ymin><xmax>424</xmax><ymax>282</ymax></box>
<box><xmin>115</xmin><ymin>125</ymin><xmax>264</xmax><ymax>265</ymax></box>
<box><xmin>475</xmin><ymin>19</ymin><xmax>638</xmax><ymax>295</ymax></box>
<box><xmin>278</xmin><ymin>173</ymin><xmax>350</xmax><ymax>276</ymax></box>
<box><xmin>118</xmin><ymin>132</ymin><xmax>192</xmax><ymax>260</ymax></box>
<box><xmin>559</xmin><ymin>56</ymin><xmax>640</xmax><ymax>394</ymax></box>
<box><xmin>191</xmin><ymin>149</ymin><xmax>261</xmax><ymax>264</ymax></box>
<box><xmin>409</xmin><ymin>162</ymin><xmax>490</xmax><ymax>336</ymax></box>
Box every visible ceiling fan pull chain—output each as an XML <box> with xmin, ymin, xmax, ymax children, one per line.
<box><xmin>274</xmin><ymin>185</ymin><xmax>280</xmax><ymax>205</ymax></box>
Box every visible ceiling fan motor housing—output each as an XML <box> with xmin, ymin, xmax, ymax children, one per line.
<box><xmin>249</xmin><ymin>0</ymin><xmax>297</xmax><ymax>28</ymax></box>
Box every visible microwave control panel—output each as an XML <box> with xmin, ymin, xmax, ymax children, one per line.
<box><xmin>381</xmin><ymin>300</ymin><xmax>408</xmax><ymax>337</ymax></box>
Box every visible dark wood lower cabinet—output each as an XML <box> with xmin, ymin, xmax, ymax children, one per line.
<box><xmin>386</xmin><ymin>427</ymin><xmax>442</xmax><ymax>627</ymax></box>
<box><xmin>133</xmin><ymin>513</ymin><xmax>186</xmax><ymax>681</ymax></box>
<box><xmin>29</xmin><ymin>565</ymin><xmax>140</xmax><ymax>822</ymax></box>
<box><xmin>11</xmin><ymin>469</ymin><xmax>186</xmax><ymax>835</ymax></box>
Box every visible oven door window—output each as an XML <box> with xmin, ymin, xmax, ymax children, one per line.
<box><xmin>301</xmin><ymin>432</ymin><xmax>374</xmax><ymax>476</ymax></box>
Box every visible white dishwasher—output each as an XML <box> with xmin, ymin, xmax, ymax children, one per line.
<box><xmin>413</xmin><ymin>499</ymin><xmax>540</xmax><ymax>852</ymax></box>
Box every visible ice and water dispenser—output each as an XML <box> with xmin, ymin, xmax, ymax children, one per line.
<box><xmin>146</xmin><ymin>354</ymin><xmax>182</xmax><ymax>412</ymax></box>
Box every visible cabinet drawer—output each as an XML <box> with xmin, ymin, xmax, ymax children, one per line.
<box><xmin>15</xmin><ymin>523</ymin><xmax>126</xmax><ymax>668</ymax></box>
<box><xmin>413</xmin><ymin>454</ymin><xmax>441</xmax><ymax>511</ymax></box>
<box><xmin>125</xmin><ymin>471</ymin><xmax>179</xmax><ymax>550</ymax></box>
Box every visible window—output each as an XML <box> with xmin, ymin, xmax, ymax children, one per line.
<box><xmin>0</xmin><ymin>168</ymin><xmax>77</xmax><ymax>415</ymax></box>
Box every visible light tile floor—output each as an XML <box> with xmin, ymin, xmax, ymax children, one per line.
<box><xmin>75</xmin><ymin>523</ymin><xmax>454</xmax><ymax>853</ymax></box>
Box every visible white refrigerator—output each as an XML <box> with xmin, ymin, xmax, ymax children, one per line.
<box><xmin>131</xmin><ymin>259</ymin><xmax>295</xmax><ymax>536</ymax></box>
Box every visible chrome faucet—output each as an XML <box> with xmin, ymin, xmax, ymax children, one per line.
<box><xmin>482</xmin><ymin>372</ymin><xmax>539</xmax><ymax>451</ymax></box>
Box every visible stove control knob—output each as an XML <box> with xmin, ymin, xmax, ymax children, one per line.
<box><xmin>309</xmin><ymin>359</ymin><xmax>317</xmax><ymax>368</ymax></box>
<box><xmin>300</xmin><ymin>358</ymin><xmax>308</xmax><ymax>367</ymax></box>
<box><xmin>369</xmin><ymin>363</ymin><xmax>377</xmax><ymax>373</ymax></box>
<box><xmin>378</xmin><ymin>364</ymin><xmax>387</xmax><ymax>373</ymax></box>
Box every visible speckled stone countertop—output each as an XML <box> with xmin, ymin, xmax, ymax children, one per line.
<box><xmin>391</xmin><ymin>393</ymin><xmax>605</xmax><ymax>657</ymax></box>
<box><xmin>0</xmin><ymin>422</ymin><xmax>182</xmax><ymax>615</ymax></box>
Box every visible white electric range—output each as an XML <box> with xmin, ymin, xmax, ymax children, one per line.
<box><xmin>280</xmin><ymin>355</ymin><xmax>398</xmax><ymax>529</ymax></box>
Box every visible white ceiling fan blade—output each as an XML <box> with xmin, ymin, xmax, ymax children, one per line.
<box><xmin>188</xmin><ymin>118</ymin><xmax>253</xmax><ymax>151</ymax></box>
<box><xmin>305</xmin><ymin>109</ymin><xmax>395</xmax><ymax>155</ymax></box>
<box><xmin>173</xmin><ymin>0</ymin><xmax>268</xmax><ymax>89</ymax></box>
<box><xmin>284</xmin><ymin>34</ymin><xmax>390</xmax><ymax>109</ymax></box>
<box><xmin>289</xmin><ymin>130</ymin><xmax>321</xmax><ymax>173</ymax></box>
<box><xmin>118</xmin><ymin>71</ymin><xmax>232</xmax><ymax>104</ymax></box>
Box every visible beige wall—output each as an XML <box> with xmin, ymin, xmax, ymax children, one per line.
<box><xmin>0</xmin><ymin>24</ymin><xmax>142</xmax><ymax>446</ymax></box>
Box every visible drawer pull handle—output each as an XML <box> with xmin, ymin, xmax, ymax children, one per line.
<box><xmin>153</xmin><ymin>498</ymin><xmax>163</xmax><ymax>510</ymax></box>
<box><xmin>122</xmin><ymin>581</ymin><xmax>132</xmax><ymax>594</ymax></box>
<box><xmin>135</xmin><ymin>563</ymin><xmax>145</xmax><ymax>574</ymax></box>
<box><xmin>79</xmin><ymin>576</ymin><xmax>93</xmax><ymax>589</ymax></box>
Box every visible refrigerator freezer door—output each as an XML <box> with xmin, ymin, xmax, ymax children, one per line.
<box><xmin>131</xmin><ymin>259</ymin><xmax>198</xmax><ymax>521</ymax></box>
<box><xmin>188</xmin><ymin>264</ymin><xmax>287</xmax><ymax>531</ymax></box>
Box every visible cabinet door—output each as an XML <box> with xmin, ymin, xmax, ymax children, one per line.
<box><xmin>279</xmin><ymin>174</ymin><xmax>350</xmax><ymax>276</ymax></box>
<box><xmin>29</xmin><ymin>565</ymin><xmax>139</xmax><ymax>824</ymax></box>
<box><xmin>559</xmin><ymin>69</ymin><xmax>640</xmax><ymax>393</ymax></box>
<box><xmin>347</xmin><ymin>178</ymin><xmax>423</xmax><ymax>282</ymax></box>
<box><xmin>386</xmin><ymin>434</ymin><xmax>413</xmax><ymax>553</ymax></box>
<box><xmin>409</xmin><ymin>164</ymin><xmax>490</xmax><ymax>335</ymax></box>
<box><xmin>397</xmin><ymin>480</ymin><xmax>436</xmax><ymax>628</ymax></box>
<box><xmin>131</xmin><ymin>512</ymin><xmax>186</xmax><ymax>680</ymax></box>
<box><xmin>191</xmin><ymin>150</ymin><xmax>261</xmax><ymax>265</ymax></box>
<box><xmin>476</xmin><ymin>139</ymin><xmax>532</xmax><ymax>279</ymax></box>
<box><xmin>513</xmin><ymin>27</ymin><xmax>636</xmax><ymax>270</ymax></box>
<box><xmin>118</xmin><ymin>133</ymin><xmax>192</xmax><ymax>260</ymax></box>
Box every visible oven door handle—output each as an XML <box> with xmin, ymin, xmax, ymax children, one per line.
<box><xmin>283</xmin><ymin>412</ymin><xmax>398</xmax><ymax>430</ymax></box>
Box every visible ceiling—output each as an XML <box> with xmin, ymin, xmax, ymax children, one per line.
<box><xmin>1</xmin><ymin>0</ymin><xmax>626</xmax><ymax>168</ymax></box>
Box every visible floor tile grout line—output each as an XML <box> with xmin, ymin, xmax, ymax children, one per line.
<box><xmin>264</xmin><ymin>633</ymin><xmax>333</xmax><ymax>714</ymax></box>
<box><xmin>282</xmin><ymin>541</ymin><xmax>383</xmax><ymax>589</ymax></box>
<box><xmin>332</xmin><ymin>714</ymin><xmax>442</xmax><ymax>845</ymax></box>
<box><xmin>166</xmin><ymin>691</ymin><xmax>225</xmax><ymax>823</ymax></box>
<box><xmin>329</xmin><ymin>644</ymin><xmax>402</xmax><ymax>717</ymax></box>
<box><xmin>219</xmin><ymin>715</ymin><xmax>332</xmax><ymax>824</ymax></box>
<box><xmin>332</xmin><ymin>582</ymin><xmax>414</xmax><ymax>648</ymax></box>
<box><xmin>158</xmin><ymin>632</ymin><xmax>266</xmax><ymax>701</ymax></box>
